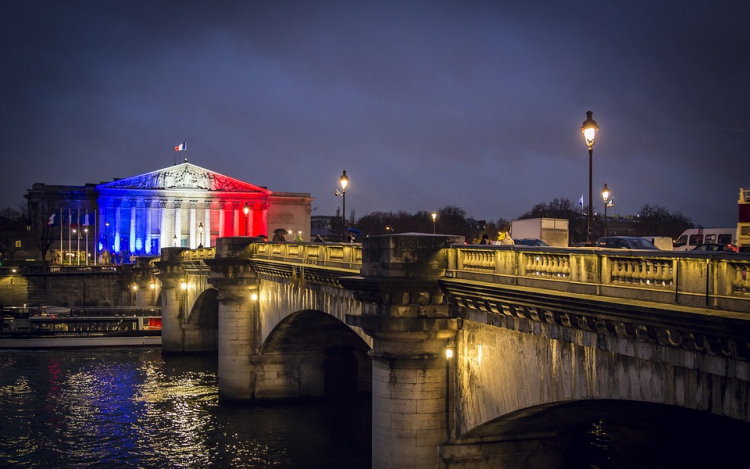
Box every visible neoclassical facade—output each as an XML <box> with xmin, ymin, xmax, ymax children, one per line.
<box><xmin>27</xmin><ymin>162</ymin><xmax>313</xmax><ymax>262</ymax></box>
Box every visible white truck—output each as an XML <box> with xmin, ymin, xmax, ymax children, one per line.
<box><xmin>510</xmin><ymin>218</ymin><xmax>569</xmax><ymax>247</ymax></box>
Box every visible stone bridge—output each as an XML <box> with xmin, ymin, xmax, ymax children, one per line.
<box><xmin>153</xmin><ymin>235</ymin><xmax>750</xmax><ymax>469</ymax></box>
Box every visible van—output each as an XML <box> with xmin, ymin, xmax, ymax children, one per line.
<box><xmin>673</xmin><ymin>228</ymin><xmax>737</xmax><ymax>251</ymax></box>
<box><xmin>641</xmin><ymin>236</ymin><xmax>674</xmax><ymax>250</ymax></box>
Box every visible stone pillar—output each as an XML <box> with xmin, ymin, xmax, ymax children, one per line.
<box><xmin>251</xmin><ymin>207</ymin><xmax>258</xmax><ymax>236</ymax></box>
<box><xmin>155</xmin><ymin>247</ymin><xmax>189</xmax><ymax>353</ymax></box>
<box><xmin>129</xmin><ymin>201</ymin><xmax>136</xmax><ymax>254</ymax></box>
<box><xmin>207</xmin><ymin>239</ymin><xmax>261</xmax><ymax>400</ymax></box>
<box><xmin>203</xmin><ymin>201</ymin><xmax>211</xmax><ymax>247</ymax></box>
<box><xmin>114</xmin><ymin>201</ymin><xmax>121</xmax><ymax>253</ymax></box>
<box><xmin>97</xmin><ymin>204</ymin><xmax>106</xmax><ymax>259</ymax></box>
<box><xmin>160</xmin><ymin>199</ymin><xmax>168</xmax><ymax>253</ymax></box>
<box><xmin>253</xmin><ymin>203</ymin><xmax>267</xmax><ymax>237</ymax></box>
<box><xmin>174</xmin><ymin>200</ymin><xmax>182</xmax><ymax>247</ymax></box>
<box><xmin>189</xmin><ymin>202</ymin><xmax>197</xmax><ymax>249</ymax></box>
<box><xmin>145</xmin><ymin>200</ymin><xmax>152</xmax><ymax>254</ymax></box>
<box><xmin>218</xmin><ymin>202</ymin><xmax>226</xmax><ymax>238</ymax></box>
<box><xmin>344</xmin><ymin>234</ymin><xmax>464</xmax><ymax>469</ymax></box>
<box><xmin>233</xmin><ymin>203</ymin><xmax>240</xmax><ymax>236</ymax></box>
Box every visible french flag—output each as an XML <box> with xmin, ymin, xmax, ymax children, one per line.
<box><xmin>175</xmin><ymin>141</ymin><xmax>186</xmax><ymax>152</ymax></box>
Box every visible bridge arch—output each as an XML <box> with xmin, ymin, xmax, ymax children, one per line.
<box><xmin>255</xmin><ymin>309</ymin><xmax>372</xmax><ymax>399</ymax></box>
<box><xmin>176</xmin><ymin>286</ymin><xmax>219</xmax><ymax>352</ymax></box>
<box><xmin>186</xmin><ymin>287</ymin><xmax>219</xmax><ymax>327</ymax></box>
<box><xmin>443</xmin><ymin>399</ymin><xmax>750</xmax><ymax>468</ymax></box>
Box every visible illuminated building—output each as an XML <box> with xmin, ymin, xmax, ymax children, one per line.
<box><xmin>26</xmin><ymin>162</ymin><xmax>313</xmax><ymax>262</ymax></box>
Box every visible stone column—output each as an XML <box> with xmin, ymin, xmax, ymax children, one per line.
<box><xmin>203</xmin><ymin>201</ymin><xmax>211</xmax><ymax>247</ymax></box>
<box><xmin>97</xmin><ymin>204</ymin><xmax>106</xmax><ymax>260</ymax></box>
<box><xmin>129</xmin><ymin>200</ymin><xmax>137</xmax><ymax>254</ymax></box>
<box><xmin>251</xmin><ymin>205</ymin><xmax>260</xmax><ymax>236</ymax></box>
<box><xmin>345</xmin><ymin>234</ymin><xmax>463</xmax><ymax>469</ymax></box>
<box><xmin>253</xmin><ymin>202</ymin><xmax>268</xmax><ymax>237</ymax></box>
<box><xmin>233</xmin><ymin>203</ymin><xmax>240</xmax><ymax>236</ymax></box>
<box><xmin>218</xmin><ymin>202</ymin><xmax>226</xmax><ymax>238</ymax></box>
<box><xmin>189</xmin><ymin>202</ymin><xmax>197</xmax><ymax>249</ymax></box>
<box><xmin>114</xmin><ymin>200</ymin><xmax>121</xmax><ymax>253</ymax></box>
<box><xmin>160</xmin><ymin>199</ymin><xmax>168</xmax><ymax>253</ymax></box>
<box><xmin>174</xmin><ymin>200</ymin><xmax>182</xmax><ymax>247</ymax></box>
<box><xmin>145</xmin><ymin>200</ymin><xmax>153</xmax><ymax>254</ymax></box>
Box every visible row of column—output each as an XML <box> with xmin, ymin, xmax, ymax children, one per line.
<box><xmin>100</xmin><ymin>198</ymin><xmax>268</xmax><ymax>255</ymax></box>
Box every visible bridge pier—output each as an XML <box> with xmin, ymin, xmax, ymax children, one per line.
<box><xmin>345</xmin><ymin>234</ymin><xmax>463</xmax><ymax>469</ymax></box>
<box><xmin>364</xmin><ymin>328</ymin><xmax>456</xmax><ymax>469</ymax></box>
<box><xmin>207</xmin><ymin>259</ymin><xmax>262</xmax><ymax>401</ymax></box>
<box><xmin>155</xmin><ymin>248</ymin><xmax>189</xmax><ymax>353</ymax></box>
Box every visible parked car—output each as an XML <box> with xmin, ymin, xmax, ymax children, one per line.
<box><xmin>691</xmin><ymin>243</ymin><xmax>739</xmax><ymax>253</ymax></box>
<box><xmin>596</xmin><ymin>236</ymin><xmax>658</xmax><ymax>250</ymax></box>
<box><xmin>513</xmin><ymin>238</ymin><xmax>549</xmax><ymax>246</ymax></box>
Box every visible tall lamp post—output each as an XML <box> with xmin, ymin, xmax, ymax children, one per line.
<box><xmin>601</xmin><ymin>183</ymin><xmax>610</xmax><ymax>237</ymax></box>
<box><xmin>243</xmin><ymin>203</ymin><xmax>250</xmax><ymax>236</ymax></box>
<box><xmin>432</xmin><ymin>212</ymin><xmax>437</xmax><ymax>233</ymax></box>
<box><xmin>198</xmin><ymin>222</ymin><xmax>204</xmax><ymax>248</ymax></box>
<box><xmin>581</xmin><ymin>111</ymin><xmax>599</xmax><ymax>243</ymax></box>
<box><xmin>339</xmin><ymin>170</ymin><xmax>349</xmax><ymax>241</ymax></box>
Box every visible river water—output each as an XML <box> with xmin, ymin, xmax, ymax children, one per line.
<box><xmin>0</xmin><ymin>348</ymin><xmax>371</xmax><ymax>469</ymax></box>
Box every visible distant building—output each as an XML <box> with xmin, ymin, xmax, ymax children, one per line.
<box><xmin>26</xmin><ymin>162</ymin><xmax>313</xmax><ymax>262</ymax></box>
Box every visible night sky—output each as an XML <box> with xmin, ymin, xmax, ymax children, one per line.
<box><xmin>2</xmin><ymin>1</ymin><xmax>749</xmax><ymax>228</ymax></box>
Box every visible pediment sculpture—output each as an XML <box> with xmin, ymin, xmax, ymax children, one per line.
<box><xmin>98</xmin><ymin>163</ymin><xmax>270</xmax><ymax>193</ymax></box>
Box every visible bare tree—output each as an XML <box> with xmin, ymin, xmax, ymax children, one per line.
<box><xmin>24</xmin><ymin>196</ymin><xmax>60</xmax><ymax>261</ymax></box>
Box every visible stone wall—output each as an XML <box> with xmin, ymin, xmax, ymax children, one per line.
<box><xmin>454</xmin><ymin>313</ymin><xmax>750</xmax><ymax>438</ymax></box>
<box><xmin>0</xmin><ymin>271</ymin><xmax>130</xmax><ymax>307</ymax></box>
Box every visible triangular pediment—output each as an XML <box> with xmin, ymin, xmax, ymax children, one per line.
<box><xmin>97</xmin><ymin>163</ymin><xmax>271</xmax><ymax>194</ymax></box>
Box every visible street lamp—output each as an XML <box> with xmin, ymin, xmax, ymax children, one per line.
<box><xmin>198</xmin><ymin>222</ymin><xmax>204</xmax><ymax>248</ymax></box>
<box><xmin>432</xmin><ymin>213</ymin><xmax>437</xmax><ymax>233</ymax></box>
<box><xmin>339</xmin><ymin>170</ymin><xmax>349</xmax><ymax>241</ymax></box>
<box><xmin>243</xmin><ymin>203</ymin><xmax>250</xmax><ymax>236</ymax></box>
<box><xmin>84</xmin><ymin>227</ymin><xmax>89</xmax><ymax>265</ymax></box>
<box><xmin>581</xmin><ymin>111</ymin><xmax>599</xmax><ymax>243</ymax></box>
<box><xmin>601</xmin><ymin>183</ymin><xmax>611</xmax><ymax>237</ymax></box>
<box><xmin>72</xmin><ymin>227</ymin><xmax>79</xmax><ymax>266</ymax></box>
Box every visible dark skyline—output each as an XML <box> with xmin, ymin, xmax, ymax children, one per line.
<box><xmin>2</xmin><ymin>1</ymin><xmax>749</xmax><ymax>228</ymax></box>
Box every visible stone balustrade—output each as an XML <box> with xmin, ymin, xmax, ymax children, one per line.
<box><xmin>169</xmin><ymin>239</ymin><xmax>750</xmax><ymax>313</ymax></box>
<box><xmin>252</xmin><ymin>241</ymin><xmax>362</xmax><ymax>269</ymax></box>
<box><xmin>447</xmin><ymin>245</ymin><xmax>750</xmax><ymax>312</ymax></box>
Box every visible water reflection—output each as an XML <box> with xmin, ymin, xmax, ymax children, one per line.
<box><xmin>0</xmin><ymin>349</ymin><xmax>370</xmax><ymax>469</ymax></box>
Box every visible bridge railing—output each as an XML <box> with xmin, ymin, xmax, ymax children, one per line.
<box><xmin>181</xmin><ymin>246</ymin><xmax>216</xmax><ymax>261</ymax></box>
<box><xmin>447</xmin><ymin>245</ymin><xmax>750</xmax><ymax>312</ymax></box>
<box><xmin>251</xmin><ymin>242</ymin><xmax>362</xmax><ymax>270</ymax></box>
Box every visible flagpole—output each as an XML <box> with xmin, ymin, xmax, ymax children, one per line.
<box><xmin>94</xmin><ymin>210</ymin><xmax>98</xmax><ymax>266</ymax></box>
<box><xmin>68</xmin><ymin>208</ymin><xmax>71</xmax><ymax>266</ymax></box>
<box><xmin>77</xmin><ymin>208</ymin><xmax>81</xmax><ymax>266</ymax></box>
<box><xmin>85</xmin><ymin>210</ymin><xmax>89</xmax><ymax>266</ymax></box>
<box><xmin>59</xmin><ymin>207</ymin><xmax>63</xmax><ymax>264</ymax></box>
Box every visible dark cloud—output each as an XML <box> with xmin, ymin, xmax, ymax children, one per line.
<box><xmin>2</xmin><ymin>0</ymin><xmax>749</xmax><ymax>228</ymax></box>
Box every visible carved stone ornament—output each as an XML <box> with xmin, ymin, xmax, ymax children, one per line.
<box><xmin>97</xmin><ymin>162</ymin><xmax>273</xmax><ymax>193</ymax></box>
